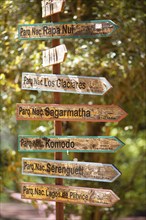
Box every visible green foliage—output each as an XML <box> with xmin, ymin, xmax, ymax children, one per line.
<box><xmin>0</xmin><ymin>0</ymin><xmax>145</xmax><ymax>220</ymax></box>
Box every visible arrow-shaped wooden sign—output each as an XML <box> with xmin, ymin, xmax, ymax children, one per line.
<box><xmin>21</xmin><ymin>182</ymin><xmax>120</xmax><ymax>207</ymax></box>
<box><xmin>42</xmin><ymin>0</ymin><xmax>65</xmax><ymax>17</ymax></box>
<box><xmin>18</xmin><ymin>135</ymin><xmax>124</xmax><ymax>153</ymax></box>
<box><xmin>21</xmin><ymin>73</ymin><xmax>112</xmax><ymax>95</ymax></box>
<box><xmin>16</xmin><ymin>103</ymin><xmax>128</xmax><ymax>122</ymax></box>
<box><xmin>22</xmin><ymin>158</ymin><xmax>121</xmax><ymax>182</ymax></box>
<box><xmin>18</xmin><ymin>20</ymin><xmax>118</xmax><ymax>40</ymax></box>
<box><xmin>42</xmin><ymin>44</ymin><xmax>67</xmax><ymax>66</ymax></box>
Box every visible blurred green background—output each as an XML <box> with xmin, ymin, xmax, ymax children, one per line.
<box><xmin>0</xmin><ymin>0</ymin><xmax>145</xmax><ymax>220</ymax></box>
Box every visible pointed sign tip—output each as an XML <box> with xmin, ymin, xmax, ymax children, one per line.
<box><xmin>114</xmin><ymin>24</ymin><xmax>119</xmax><ymax>30</ymax></box>
<box><xmin>109</xmin><ymin>164</ymin><xmax>121</xmax><ymax>182</ymax></box>
<box><xmin>115</xmin><ymin>105</ymin><xmax>128</xmax><ymax>122</ymax></box>
<box><xmin>110</xmin><ymin>190</ymin><xmax>120</xmax><ymax>205</ymax></box>
<box><xmin>115</xmin><ymin>136</ymin><xmax>125</xmax><ymax>147</ymax></box>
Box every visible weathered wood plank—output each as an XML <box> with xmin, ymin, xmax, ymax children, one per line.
<box><xmin>21</xmin><ymin>182</ymin><xmax>120</xmax><ymax>207</ymax></box>
<box><xmin>42</xmin><ymin>44</ymin><xmax>67</xmax><ymax>66</ymax></box>
<box><xmin>16</xmin><ymin>103</ymin><xmax>128</xmax><ymax>122</ymax></box>
<box><xmin>18</xmin><ymin>20</ymin><xmax>118</xmax><ymax>40</ymax></box>
<box><xmin>22</xmin><ymin>158</ymin><xmax>121</xmax><ymax>182</ymax></box>
<box><xmin>21</xmin><ymin>73</ymin><xmax>112</xmax><ymax>95</ymax></box>
<box><xmin>42</xmin><ymin>0</ymin><xmax>65</xmax><ymax>18</ymax></box>
<box><xmin>18</xmin><ymin>135</ymin><xmax>124</xmax><ymax>152</ymax></box>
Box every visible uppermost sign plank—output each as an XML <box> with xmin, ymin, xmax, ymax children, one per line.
<box><xmin>42</xmin><ymin>0</ymin><xmax>65</xmax><ymax>17</ymax></box>
<box><xmin>18</xmin><ymin>20</ymin><xmax>118</xmax><ymax>40</ymax></box>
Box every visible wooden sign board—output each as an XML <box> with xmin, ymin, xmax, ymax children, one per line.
<box><xmin>16</xmin><ymin>103</ymin><xmax>128</xmax><ymax>122</ymax></box>
<box><xmin>18</xmin><ymin>135</ymin><xmax>124</xmax><ymax>153</ymax></box>
<box><xmin>22</xmin><ymin>158</ymin><xmax>121</xmax><ymax>182</ymax></box>
<box><xmin>42</xmin><ymin>44</ymin><xmax>67</xmax><ymax>66</ymax></box>
<box><xmin>21</xmin><ymin>182</ymin><xmax>120</xmax><ymax>207</ymax></box>
<box><xmin>18</xmin><ymin>20</ymin><xmax>118</xmax><ymax>40</ymax></box>
<box><xmin>21</xmin><ymin>73</ymin><xmax>112</xmax><ymax>95</ymax></box>
<box><xmin>42</xmin><ymin>0</ymin><xmax>65</xmax><ymax>17</ymax></box>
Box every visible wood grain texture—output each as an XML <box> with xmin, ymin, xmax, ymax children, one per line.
<box><xmin>42</xmin><ymin>44</ymin><xmax>67</xmax><ymax>66</ymax></box>
<box><xmin>18</xmin><ymin>135</ymin><xmax>124</xmax><ymax>152</ymax></box>
<box><xmin>21</xmin><ymin>182</ymin><xmax>120</xmax><ymax>207</ymax></box>
<box><xmin>16</xmin><ymin>103</ymin><xmax>128</xmax><ymax>122</ymax></box>
<box><xmin>18</xmin><ymin>20</ymin><xmax>118</xmax><ymax>40</ymax></box>
<box><xmin>21</xmin><ymin>73</ymin><xmax>112</xmax><ymax>95</ymax></box>
<box><xmin>42</xmin><ymin>0</ymin><xmax>65</xmax><ymax>17</ymax></box>
<box><xmin>22</xmin><ymin>158</ymin><xmax>121</xmax><ymax>182</ymax></box>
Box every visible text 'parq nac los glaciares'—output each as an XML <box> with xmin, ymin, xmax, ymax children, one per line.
<box><xmin>21</xmin><ymin>72</ymin><xmax>112</xmax><ymax>96</ymax></box>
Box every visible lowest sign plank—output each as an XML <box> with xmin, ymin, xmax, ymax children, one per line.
<box><xmin>22</xmin><ymin>158</ymin><xmax>121</xmax><ymax>182</ymax></box>
<box><xmin>21</xmin><ymin>73</ymin><xmax>112</xmax><ymax>95</ymax></box>
<box><xmin>18</xmin><ymin>135</ymin><xmax>124</xmax><ymax>153</ymax></box>
<box><xmin>21</xmin><ymin>182</ymin><xmax>120</xmax><ymax>207</ymax></box>
<box><xmin>18</xmin><ymin>20</ymin><xmax>118</xmax><ymax>40</ymax></box>
<box><xmin>16</xmin><ymin>103</ymin><xmax>128</xmax><ymax>122</ymax></box>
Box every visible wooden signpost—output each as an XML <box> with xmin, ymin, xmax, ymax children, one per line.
<box><xmin>18</xmin><ymin>20</ymin><xmax>118</xmax><ymax>40</ymax></box>
<box><xmin>16</xmin><ymin>103</ymin><xmax>127</xmax><ymax>122</ymax></box>
<box><xmin>21</xmin><ymin>182</ymin><xmax>120</xmax><ymax>207</ymax></box>
<box><xmin>21</xmin><ymin>72</ymin><xmax>112</xmax><ymax>95</ymax></box>
<box><xmin>42</xmin><ymin>0</ymin><xmax>65</xmax><ymax>17</ymax></box>
<box><xmin>51</xmin><ymin>13</ymin><xmax>63</xmax><ymax>220</ymax></box>
<box><xmin>42</xmin><ymin>44</ymin><xmax>67</xmax><ymax>66</ymax></box>
<box><xmin>17</xmin><ymin>1</ymin><xmax>125</xmax><ymax>218</ymax></box>
<box><xmin>22</xmin><ymin>158</ymin><xmax>121</xmax><ymax>182</ymax></box>
<box><xmin>18</xmin><ymin>135</ymin><xmax>124</xmax><ymax>153</ymax></box>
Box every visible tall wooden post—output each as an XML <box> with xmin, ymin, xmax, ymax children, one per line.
<box><xmin>51</xmin><ymin>13</ymin><xmax>64</xmax><ymax>220</ymax></box>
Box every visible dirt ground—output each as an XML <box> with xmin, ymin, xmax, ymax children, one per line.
<box><xmin>0</xmin><ymin>202</ymin><xmax>145</xmax><ymax>220</ymax></box>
